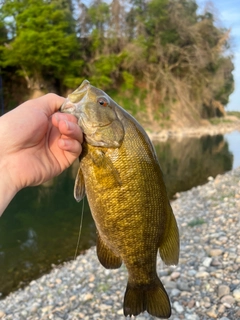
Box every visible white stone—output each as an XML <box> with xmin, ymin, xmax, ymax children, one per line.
<box><xmin>202</xmin><ymin>257</ymin><xmax>212</xmax><ymax>267</ymax></box>
<box><xmin>185</xmin><ymin>314</ymin><xmax>200</xmax><ymax>320</ymax></box>
<box><xmin>173</xmin><ymin>301</ymin><xmax>184</xmax><ymax>313</ymax></box>
<box><xmin>233</xmin><ymin>288</ymin><xmax>240</xmax><ymax>301</ymax></box>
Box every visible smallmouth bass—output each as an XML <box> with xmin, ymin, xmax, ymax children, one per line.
<box><xmin>61</xmin><ymin>80</ymin><xmax>179</xmax><ymax>318</ymax></box>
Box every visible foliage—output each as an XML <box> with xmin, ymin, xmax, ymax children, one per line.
<box><xmin>0</xmin><ymin>0</ymin><xmax>82</xmax><ymax>91</ymax></box>
<box><xmin>209</xmin><ymin>117</ymin><xmax>232</xmax><ymax>125</ymax></box>
<box><xmin>0</xmin><ymin>0</ymin><xmax>235</xmax><ymax>124</ymax></box>
<box><xmin>227</xmin><ymin>111</ymin><xmax>240</xmax><ymax>119</ymax></box>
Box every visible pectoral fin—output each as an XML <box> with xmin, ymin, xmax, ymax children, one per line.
<box><xmin>96</xmin><ymin>230</ymin><xmax>122</xmax><ymax>269</ymax></box>
<box><xmin>159</xmin><ymin>203</ymin><xmax>179</xmax><ymax>265</ymax></box>
<box><xmin>91</xmin><ymin>149</ymin><xmax>122</xmax><ymax>187</ymax></box>
<box><xmin>74</xmin><ymin>166</ymin><xmax>85</xmax><ymax>202</ymax></box>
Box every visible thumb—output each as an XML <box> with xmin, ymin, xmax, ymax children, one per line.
<box><xmin>28</xmin><ymin>93</ymin><xmax>66</xmax><ymax>117</ymax></box>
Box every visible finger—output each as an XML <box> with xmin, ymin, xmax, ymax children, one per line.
<box><xmin>52</xmin><ymin>112</ymin><xmax>78</xmax><ymax>126</ymax></box>
<box><xmin>26</xmin><ymin>94</ymin><xmax>66</xmax><ymax>116</ymax></box>
<box><xmin>58</xmin><ymin>138</ymin><xmax>82</xmax><ymax>155</ymax></box>
<box><xmin>58</xmin><ymin>119</ymin><xmax>83</xmax><ymax>144</ymax></box>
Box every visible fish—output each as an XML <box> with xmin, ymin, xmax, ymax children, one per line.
<box><xmin>60</xmin><ymin>80</ymin><xmax>179</xmax><ymax>319</ymax></box>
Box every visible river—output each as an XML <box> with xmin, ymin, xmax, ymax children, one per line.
<box><xmin>0</xmin><ymin>131</ymin><xmax>239</xmax><ymax>298</ymax></box>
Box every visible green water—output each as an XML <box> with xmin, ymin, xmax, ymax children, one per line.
<box><xmin>0</xmin><ymin>133</ymin><xmax>236</xmax><ymax>297</ymax></box>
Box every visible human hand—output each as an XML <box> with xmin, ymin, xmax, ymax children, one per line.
<box><xmin>0</xmin><ymin>94</ymin><xmax>83</xmax><ymax>215</ymax></box>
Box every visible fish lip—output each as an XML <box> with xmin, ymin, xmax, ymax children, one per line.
<box><xmin>60</xmin><ymin>99</ymin><xmax>85</xmax><ymax>118</ymax></box>
<box><xmin>60</xmin><ymin>100</ymin><xmax>75</xmax><ymax>113</ymax></box>
<box><xmin>61</xmin><ymin>79</ymin><xmax>90</xmax><ymax>114</ymax></box>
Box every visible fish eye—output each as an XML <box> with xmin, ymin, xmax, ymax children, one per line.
<box><xmin>98</xmin><ymin>97</ymin><xmax>108</xmax><ymax>107</ymax></box>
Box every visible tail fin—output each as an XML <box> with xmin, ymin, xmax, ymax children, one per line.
<box><xmin>123</xmin><ymin>277</ymin><xmax>171</xmax><ymax>319</ymax></box>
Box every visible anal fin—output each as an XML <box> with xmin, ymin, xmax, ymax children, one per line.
<box><xmin>159</xmin><ymin>202</ymin><xmax>179</xmax><ymax>265</ymax></box>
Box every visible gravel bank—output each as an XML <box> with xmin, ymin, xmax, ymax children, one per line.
<box><xmin>0</xmin><ymin>168</ymin><xmax>240</xmax><ymax>320</ymax></box>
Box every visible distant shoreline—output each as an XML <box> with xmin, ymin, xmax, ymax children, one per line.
<box><xmin>146</xmin><ymin>117</ymin><xmax>240</xmax><ymax>141</ymax></box>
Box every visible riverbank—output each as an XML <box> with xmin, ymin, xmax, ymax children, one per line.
<box><xmin>0</xmin><ymin>167</ymin><xmax>240</xmax><ymax>319</ymax></box>
<box><xmin>146</xmin><ymin>117</ymin><xmax>240</xmax><ymax>141</ymax></box>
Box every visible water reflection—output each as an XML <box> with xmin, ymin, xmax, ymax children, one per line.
<box><xmin>153</xmin><ymin>134</ymin><xmax>233</xmax><ymax>198</ymax></box>
<box><xmin>0</xmin><ymin>166</ymin><xmax>96</xmax><ymax>297</ymax></box>
<box><xmin>20</xmin><ymin>228</ymin><xmax>38</xmax><ymax>251</ymax></box>
<box><xmin>225</xmin><ymin>131</ymin><xmax>240</xmax><ymax>169</ymax></box>
<box><xmin>0</xmin><ymin>132</ymin><xmax>237</xmax><ymax>297</ymax></box>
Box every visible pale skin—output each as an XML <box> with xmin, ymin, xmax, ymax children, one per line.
<box><xmin>0</xmin><ymin>93</ymin><xmax>83</xmax><ymax>216</ymax></box>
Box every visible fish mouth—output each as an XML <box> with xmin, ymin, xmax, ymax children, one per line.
<box><xmin>60</xmin><ymin>100</ymin><xmax>76</xmax><ymax>114</ymax></box>
<box><xmin>60</xmin><ymin>80</ymin><xmax>90</xmax><ymax>114</ymax></box>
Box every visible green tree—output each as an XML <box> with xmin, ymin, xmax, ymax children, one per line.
<box><xmin>77</xmin><ymin>0</ymin><xmax>125</xmax><ymax>88</ymax></box>
<box><xmin>0</xmin><ymin>0</ymin><xmax>83</xmax><ymax>92</ymax></box>
<box><xmin>0</xmin><ymin>0</ymin><xmax>235</xmax><ymax>123</ymax></box>
<box><xmin>121</xmin><ymin>0</ymin><xmax>234</xmax><ymax>123</ymax></box>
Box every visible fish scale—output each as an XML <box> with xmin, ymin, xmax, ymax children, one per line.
<box><xmin>61</xmin><ymin>80</ymin><xmax>179</xmax><ymax>319</ymax></box>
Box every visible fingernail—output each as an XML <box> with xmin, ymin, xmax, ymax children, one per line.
<box><xmin>64</xmin><ymin>120</ymin><xmax>69</xmax><ymax>130</ymax></box>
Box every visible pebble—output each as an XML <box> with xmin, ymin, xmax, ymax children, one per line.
<box><xmin>173</xmin><ymin>301</ymin><xmax>184</xmax><ymax>313</ymax></box>
<box><xmin>170</xmin><ymin>271</ymin><xmax>180</xmax><ymax>280</ymax></box>
<box><xmin>233</xmin><ymin>288</ymin><xmax>240</xmax><ymax>301</ymax></box>
<box><xmin>177</xmin><ymin>281</ymin><xmax>190</xmax><ymax>292</ymax></box>
<box><xmin>195</xmin><ymin>271</ymin><xmax>209</xmax><ymax>278</ymax></box>
<box><xmin>187</xmin><ymin>299</ymin><xmax>195</xmax><ymax>309</ymax></box>
<box><xmin>220</xmin><ymin>295</ymin><xmax>235</xmax><ymax>306</ymax></box>
<box><xmin>211</xmin><ymin>257</ymin><xmax>221</xmax><ymax>266</ymax></box>
<box><xmin>185</xmin><ymin>314</ymin><xmax>200</xmax><ymax>320</ymax></box>
<box><xmin>235</xmin><ymin>309</ymin><xmax>240</xmax><ymax>317</ymax></box>
<box><xmin>165</xmin><ymin>281</ymin><xmax>177</xmax><ymax>289</ymax></box>
<box><xmin>218</xmin><ymin>304</ymin><xmax>225</xmax><ymax>314</ymax></box>
<box><xmin>209</xmin><ymin>249</ymin><xmax>223</xmax><ymax>257</ymax></box>
<box><xmin>206</xmin><ymin>305</ymin><xmax>218</xmax><ymax>318</ymax></box>
<box><xmin>0</xmin><ymin>167</ymin><xmax>240</xmax><ymax>319</ymax></box>
<box><xmin>202</xmin><ymin>257</ymin><xmax>212</xmax><ymax>267</ymax></box>
<box><xmin>170</xmin><ymin>289</ymin><xmax>181</xmax><ymax>297</ymax></box>
<box><xmin>187</xmin><ymin>269</ymin><xmax>197</xmax><ymax>276</ymax></box>
<box><xmin>218</xmin><ymin>285</ymin><xmax>230</xmax><ymax>298</ymax></box>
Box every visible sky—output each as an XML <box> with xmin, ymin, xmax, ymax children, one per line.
<box><xmin>198</xmin><ymin>0</ymin><xmax>240</xmax><ymax>111</ymax></box>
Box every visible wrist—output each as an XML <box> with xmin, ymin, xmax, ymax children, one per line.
<box><xmin>0</xmin><ymin>158</ymin><xmax>18</xmax><ymax>216</ymax></box>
